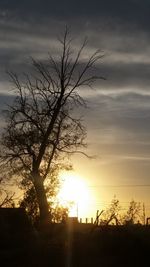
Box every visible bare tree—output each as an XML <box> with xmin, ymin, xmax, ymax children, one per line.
<box><xmin>123</xmin><ymin>200</ymin><xmax>141</xmax><ymax>225</ymax></box>
<box><xmin>100</xmin><ymin>196</ymin><xmax>121</xmax><ymax>225</ymax></box>
<box><xmin>0</xmin><ymin>29</ymin><xmax>104</xmax><ymax>225</ymax></box>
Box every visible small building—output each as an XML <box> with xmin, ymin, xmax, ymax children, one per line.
<box><xmin>0</xmin><ymin>207</ymin><xmax>31</xmax><ymax>233</ymax></box>
<box><xmin>67</xmin><ymin>216</ymin><xmax>78</xmax><ymax>225</ymax></box>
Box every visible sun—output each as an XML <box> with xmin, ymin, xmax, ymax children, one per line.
<box><xmin>58</xmin><ymin>171</ymin><xmax>91</xmax><ymax>218</ymax></box>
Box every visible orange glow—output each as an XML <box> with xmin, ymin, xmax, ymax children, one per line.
<box><xmin>58</xmin><ymin>171</ymin><xmax>92</xmax><ymax>218</ymax></box>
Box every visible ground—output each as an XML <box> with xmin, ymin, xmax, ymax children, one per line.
<box><xmin>0</xmin><ymin>214</ymin><xmax>150</xmax><ymax>267</ymax></box>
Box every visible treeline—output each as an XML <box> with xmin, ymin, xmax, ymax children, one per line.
<box><xmin>94</xmin><ymin>197</ymin><xmax>145</xmax><ymax>226</ymax></box>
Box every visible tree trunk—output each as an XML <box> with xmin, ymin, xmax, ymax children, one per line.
<box><xmin>33</xmin><ymin>173</ymin><xmax>50</xmax><ymax>226</ymax></box>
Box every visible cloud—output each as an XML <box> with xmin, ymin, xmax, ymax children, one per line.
<box><xmin>81</xmin><ymin>91</ymin><xmax>150</xmax><ymax>163</ymax></box>
<box><xmin>0</xmin><ymin>7</ymin><xmax>150</xmax><ymax>94</ymax></box>
<box><xmin>0</xmin><ymin>0</ymin><xmax>150</xmax><ymax>27</ymax></box>
<box><xmin>0</xmin><ymin>0</ymin><xmax>150</xmax><ymax>178</ymax></box>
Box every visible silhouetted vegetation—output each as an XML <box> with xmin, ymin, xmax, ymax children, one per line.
<box><xmin>0</xmin><ymin>208</ymin><xmax>150</xmax><ymax>267</ymax></box>
<box><xmin>96</xmin><ymin>197</ymin><xmax>144</xmax><ymax>226</ymax></box>
<box><xmin>0</xmin><ymin>189</ymin><xmax>15</xmax><ymax>208</ymax></box>
<box><xmin>0</xmin><ymin>29</ymin><xmax>104</xmax><ymax>226</ymax></box>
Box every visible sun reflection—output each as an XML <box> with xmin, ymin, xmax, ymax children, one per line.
<box><xmin>58</xmin><ymin>171</ymin><xmax>91</xmax><ymax>218</ymax></box>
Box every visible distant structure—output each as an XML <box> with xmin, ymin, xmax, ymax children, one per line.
<box><xmin>0</xmin><ymin>208</ymin><xmax>31</xmax><ymax>232</ymax></box>
<box><xmin>67</xmin><ymin>217</ymin><xmax>78</xmax><ymax>225</ymax></box>
<box><xmin>146</xmin><ymin>217</ymin><xmax>150</xmax><ymax>225</ymax></box>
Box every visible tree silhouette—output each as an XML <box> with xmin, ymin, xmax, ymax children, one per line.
<box><xmin>0</xmin><ymin>29</ymin><xmax>104</xmax><ymax>225</ymax></box>
<box><xmin>100</xmin><ymin>196</ymin><xmax>121</xmax><ymax>225</ymax></box>
<box><xmin>124</xmin><ymin>200</ymin><xmax>141</xmax><ymax>224</ymax></box>
<box><xmin>0</xmin><ymin>188</ymin><xmax>15</xmax><ymax>208</ymax></box>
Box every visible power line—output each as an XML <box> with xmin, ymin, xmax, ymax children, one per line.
<box><xmin>87</xmin><ymin>184</ymin><xmax>150</xmax><ymax>188</ymax></box>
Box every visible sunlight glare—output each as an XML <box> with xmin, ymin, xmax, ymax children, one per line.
<box><xmin>58</xmin><ymin>171</ymin><xmax>91</xmax><ymax>218</ymax></box>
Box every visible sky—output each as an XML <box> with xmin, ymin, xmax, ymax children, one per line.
<box><xmin>0</xmin><ymin>0</ymin><xmax>150</xmax><ymax>218</ymax></box>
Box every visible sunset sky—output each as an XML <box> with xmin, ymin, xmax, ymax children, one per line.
<box><xmin>0</xmin><ymin>0</ymin><xmax>150</xmax><ymax>218</ymax></box>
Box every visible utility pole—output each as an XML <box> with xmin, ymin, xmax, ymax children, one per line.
<box><xmin>143</xmin><ymin>203</ymin><xmax>146</xmax><ymax>225</ymax></box>
<box><xmin>76</xmin><ymin>202</ymin><xmax>79</xmax><ymax>219</ymax></box>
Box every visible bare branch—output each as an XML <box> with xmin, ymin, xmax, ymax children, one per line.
<box><xmin>0</xmin><ymin>189</ymin><xmax>15</xmax><ymax>208</ymax></box>
<box><xmin>0</xmin><ymin>29</ymin><xmax>105</xmax><ymax>223</ymax></box>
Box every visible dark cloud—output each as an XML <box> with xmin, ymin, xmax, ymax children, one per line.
<box><xmin>0</xmin><ymin>1</ymin><xmax>150</xmax><ymax>92</ymax></box>
<box><xmin>101</xmin><ymin>62</ymin><xmax>150</xmax><ymax>90</ymax></box>
<box><xmin>83</xmin><ymin>92</ymin><xmax>150</xmax><ymax>154</ymax></box>
<box><xmin>0</xmin><ymin>93</ymin><xmax>14</xmax><ymax>110</ymax></box>
<box><xmin>0</xmin><ymin>0</ymin><xmax>150</xmax><ymax>28</ymax></box>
